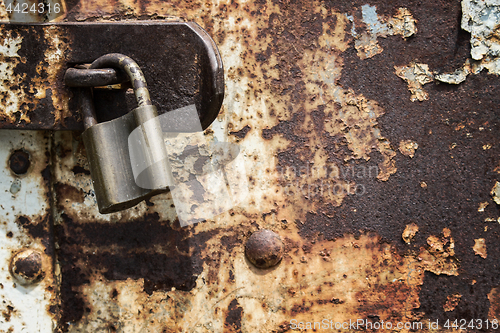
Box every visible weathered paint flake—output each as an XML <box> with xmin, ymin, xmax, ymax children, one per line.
<box><xmin>473</xmin><ymin>238</ymin><xmax>487</xmax><ymax>258</ymax></box>
<box><xmin>325</xmin><ymin>91</ymin><xmax>397</xmax><ymax>181</ymax></box>
<box><xmin>402</xmin><ymin>222</ymin><xmax>418</xmax><ymax>244</ymax></box>
<box><xmin>398</xmin><ymin>140</ymin><xmax>418</xmax><ymax>158</ymax></box>
<box><xmin>417</xmin><ymin>229</ymin><xmax>459</xmax><ymax>276</ymax></box>
<box><xmin>478</xmin><ymin>201</ymin><xmax>489</xmax><ymax>212</ymax></box>
<box><xmin>491</xmin><ymin>181</ymin><xmax>500</xmax><ymax>204</ymax></box>
<box><xmin>354</xmin><ymin>6</ymin><xmax>416</xmax><ymax>59</ymax></box>
<box><xmin>394</xmin><ymin>63</ymin><xmax>433</xmax><ymax>102</ymax></box>
<box><xmin>38</xmin><ymin>26</ymin><xmax>71</xmax><ymax>123</ymax></box>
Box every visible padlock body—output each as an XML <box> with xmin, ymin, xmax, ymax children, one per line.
<box><xmin>82</xmin><ymin>105</ymin><xmax>173</xmax><ymax>214</ymax></box>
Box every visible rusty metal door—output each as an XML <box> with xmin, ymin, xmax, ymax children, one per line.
<box><xmin>0</xmin><ymin>0</ymin><xmax>499</xmax><ymax>332</ymax></box>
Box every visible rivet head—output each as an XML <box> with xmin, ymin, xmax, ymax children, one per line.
<box><xmin>10</xmin><ymin>249</ymin><xmax>45</xmax><ymax>285</ymax></box>
<box><xmin>9</xmin><ymin>150</ymin><xmax>31</xmax><ymax>175</ymax></box>
<box><xmin>245</xmin><ymin>229</ymin><xmax>284</xmax><ymax>269</ymax></box>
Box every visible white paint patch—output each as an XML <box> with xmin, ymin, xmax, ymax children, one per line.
<box><xmin>0</xmin><ymin>130</ymin><xmax>55</xmax><ymax>333</ymax></box>
<box><xmin>361</xmin><ymin>4</ymin><xmax>389</xmax><ymax>36</ymax></box>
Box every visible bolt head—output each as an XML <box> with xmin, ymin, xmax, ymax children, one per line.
<box><xmin>245</xmin><ymin>229</ymin><xmax>284</xmax><ymax>269</ymax></box>
<box><xmin>10</xmin><ymin>249</ymin><xmax>45</xmax><ymax>285</ymax></box>
<box><xmin>9</xmin><ymin>150</ymin><xmax>31</xmax><ymax>175</ymax></box>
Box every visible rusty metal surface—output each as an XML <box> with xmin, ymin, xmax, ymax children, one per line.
<box><xmin>0</xmin><ymin>130</ymin><xmax>57</xmax><ymax>332</ymax></box>
<box><xmin>0</xmin><ymin>21</ymin><xmax>224</xmax><ymax>130</ymax></box>
<box><xmin>245</xmin><ymin>229</ymin><xmax>284</xmax><ymax>269</ymax></box>
<box><xmin>0</xmin><ymin>0</ymin><xmax>499</xmax><ymax>332</ymax></box>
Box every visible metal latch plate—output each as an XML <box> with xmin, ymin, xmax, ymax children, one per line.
<box><xmin>0</xmin><ymin>21</ymin><xmax>224</xmax><ymax>130</ymax></box>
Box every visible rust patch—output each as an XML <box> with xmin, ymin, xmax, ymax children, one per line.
<box><xmin>244</xmin><ymin>229</ymin><xmax>284</xmax><ymax>269</ymax></box>
<box><xmin>473</xmin><ymin>238</ymin><xmax>487</xmax><ymax>259</ymax></box>
<box><xmin>478</xmin><ymin>201</ymin><xmax>489</xmax><ymax>212</ymax></box>
<box><xmin>418</xmin><ymin>230</ymin><xmax>459</xmax><ymax>276</ymax></box>
<box><xmin>0</xmin><ymin>21</ymin><xmax>223</xmax><ymax>130</ymax></box>
<box><xmin>8</xmin><ymin>149</ymin><xmax>31</xmax><ymax>175</ymax></box>
<box><xmin>488</xmin><ymin>287</ymin><xmax>500</xmax><ymax>320</ymax></box>
<box><xmin>354</xmin><ymin>6</ymin><xmax>417</xmax><ymax>60</ymax></box>
<box><xmin>398</xmin><ymin>139</ymin><xmax>418</xmax><ymax>158</ymax></box>
<box><xmin>224</xmin><ymin>299</ymin><xmax>243</xmax><ymax>332</ymax></box>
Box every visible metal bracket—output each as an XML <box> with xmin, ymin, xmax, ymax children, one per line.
<box><xmin>0</xmin><ymin>21</ymin><xmax>224</xmax><ymax>130</ymax></box>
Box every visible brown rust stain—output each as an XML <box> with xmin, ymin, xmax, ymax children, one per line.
<box><xmin>418</xmin><ymin>229</ymin><xmax>459</xmax><ymax>276</ymax></box>
<box><xmin>224</xmin><ymin>299</ymin><xmax>243</xmax><ymax>332</ymax></box>
<box><xmin>0</xmin><ymin>24</ymin><xmax>71</xmax><ymax>128</ymax></box>
<box><xmin>1</xmin><ymin>305</ymin><xmax>14</xmax><ymax>322</ymax></box>
<box><xmin>488</xmin><ymin>287</ymin><xmax>500</xmax><ymax>320</ymax></box>
<box><xmin>55</xmin><ymin>183</ymin><xmax>85</xmax><ymax>204</ymax></box>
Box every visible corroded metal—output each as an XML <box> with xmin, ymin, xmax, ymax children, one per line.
<box><xmin>9</xmin><ymin>249</ymin><xmax>45</xmax><ymax>285</ymax></box>
<box><xmin>46</xmin><ymin>0</ymin><xmax>500</xmax><ymax>331</ymax></box>
<box><xmin>245</xmin><ymin>229</ymin><xmax>284</xmax><ymax>269</ymax></box>
<box><xmin>0</xmin><ymin>21</ymin><xmax>224</xmax><ymax>131</ymax></box>
<box><xmin>0</xmin><ymin>0</ymin><xmax>499</xmax><ymax>332</ymax></box>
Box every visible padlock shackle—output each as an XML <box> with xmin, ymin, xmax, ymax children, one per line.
<box><xmin>90</xmin><ymin>53</ymin><xmax>152</xmax><ymax>107</ymax></box>
<box><xmin>79</xmin><ymin>88</ymin><xmax>98</xmax><ymax>129</ymax></box>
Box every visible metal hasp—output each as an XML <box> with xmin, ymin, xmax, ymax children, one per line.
<box><xmin>77</xmin><ymin>54</ymin><xmax>174</xmax><ymax>214</ymax></box>
<box><xmin>0</xmin><ymin>21</ymin><xmax>224</xmax><ymax>131</ymax></box>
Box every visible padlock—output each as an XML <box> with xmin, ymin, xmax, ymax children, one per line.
<box><xmin>79</xmin><ymin>53</ymin><xmax>174</xmax><ymax>214</ymax></box>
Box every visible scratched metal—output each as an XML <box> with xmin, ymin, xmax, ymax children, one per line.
<box><xmin>0</xmin><ymin>2</ymin><xmax>60</xmax><ymax>332</ymax></box>
<box><xmin>0</xmin><ymin>0</ymin><xmax>499</xmax><ymax>332</ymax></box>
